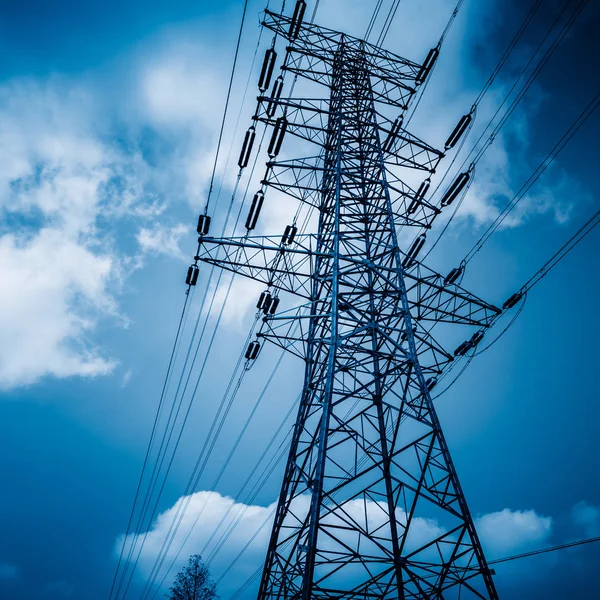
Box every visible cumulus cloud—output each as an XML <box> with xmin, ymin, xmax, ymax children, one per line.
<box><xmin>117</xmin><ymin>491</ymin><xmax>273</xmax><ymax>598</ymax></box>
<box><xmin>0</xmin><ymin>230</ymin><xmax>117</xmax><ymax>387</ymax></box>
<box><xmin>0</xmin><ymin>78</ymin><xmax>139</xmax><ymax>388</ymax></box>
<box><xmin>137</xmin><ymin>224</ymin><xmax>189</xmax><ymax>258</ymax></box>
<box><xmin>476</xmin><ymin>508</ymin><xmax>553</xmax><ymax>558</ymax></box>
<box><xmin>117</xmin><ymin>491</ymin><xmax>559</xmax><ymax>598</ymax></box>
<box><xmin>0</xmin><ymin>33</ymin><xmax>224</xmax><ymax>388</ymax></box>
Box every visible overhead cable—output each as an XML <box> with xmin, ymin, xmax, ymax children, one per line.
<box><xmin>203</xmin><ymin>0</ymin><xmax>251</xmax><ymax>216</ymax></box>
<box><xmin>108</xmin><ymin>291</ymin><xmax>192</xmax><ymax>600</ymax></box>
<box><xmin>489</xmin><ymin>536</ymin><xmax>600</xmax><ymax>565</ymax></box>
<box><xmin>465</xmin><ymin>88</ymin><xmax>600</xmax><ymax>265</ymax></box>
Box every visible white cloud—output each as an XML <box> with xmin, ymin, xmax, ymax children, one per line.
<box><xmin>205</xmin><ymin>276</ymin><xmax>265</xmax><ymax>328</ymax></box>
<box><xmin>0</xmin><ymin>36</ymin><xmax>224</xmax><ymax>388</ymax></box>
<box><xmin>135</xmin><ymin>35</ymin><xmax>224</xmax><ymax>133</ymax></box>
<box><xmin>118</xmin><ymin>491</ymin><xmax>560</xmax><ymax>597</ymax></box>
<box><xmin>117</xmin><ymin>492</ymin><xmax>450</xmax><ymax>597</ymax></box>
<box><xmin>121</xmin><ymin>368</ymin><xmax>134</xmax><ymax>387</ymax></box>
<box><xmin>571</xmin><ymin>501</ymin><xmax>600</xmax><ymax>537</ymax></box>
<box><xmin>476</xmin><ymin>508</ymin><xmax>553</xmax><ymax>558</ymax></box>
<box><xmin>0</xmin><ymin>78</ymin><xmax>138</xmax><ymax>388</ymax></box>
<box><xmin>117</xmin><ymin>491</ymin><xmax>273</xmax><ymax>597</ymax></box>
<box><xmin>0</xmin><ymin>229</ymin><xmax>118</xmax><ymax>388</ymax></box>
<box><xmin>137</xmin><ymin>224</ymin><xmax>189</xmax><ymax>258</ymax></box>
<box><xmin>132</xmin><ymin>35</ymin><xmax>232</xmax><ymax>208</ymax></box>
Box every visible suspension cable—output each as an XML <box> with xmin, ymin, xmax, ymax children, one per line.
<box><xmin>405</xmin><ymin>0</ymin><xmax>466</xmax><ymax>126</ymax></box>
<box><xmin>203</xmin><ymin>0</ymin><xmax>250</xmax><ymax>216</ymax></box>
<box><xmin>426</xmin><ymin>0</ymin><xmax>545</xmax><ymax>204</ymax></box>
<box><xmin>365</xmin><ymin>0</ymin><xmax>385</xmax><ymax>41</ymax></box>
<box><xmin>108</xmin><ymin>290</ymin><xmax>192</xmax><ymax>600</ymax></box>
<box><xmin>521</xmin><ymin>206</ymin><xmax>600</xmax><ymax>293</ymax></box>
<box><xmin>375</xmin><ymin>0</ymin><xmax>403</xmax><ymax>47</ymax></box>
<box><xmin>421</xmin><ymin>0</ymin><xmax>593</xmax><ymax>264</ymax></box>
<box><xmin>489</xmin><ymin>536</ymin><xmax>600</xmax><ymax>565</ymax></box>
<box><xmin>464</xmin><ymin>89</ymin><xmax>600</xmax><ymax>265</ymax></box>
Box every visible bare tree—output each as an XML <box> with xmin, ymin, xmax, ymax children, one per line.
<box><xmin>167</xmin><ymin>555</ymin><xmax>217</xmax><ymax>600</ymax></box>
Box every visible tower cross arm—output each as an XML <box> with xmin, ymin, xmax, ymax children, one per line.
<box><xmin>197</xmin><ymin>234</ymin><xmax>500</xmax><ymax>327</ymax></box>
<box><xmin>403</xmin><ymin>266</ymin><xmax>502</xmax><ymax>327</ymax></box>
<box><xmin>381</xmin><ymin>122</ymin><xmax>445</xmax><ymax>171</ymax></box>
<box><xmin>262</xmin><ymin>9</ymin><xmax>422</xmax><ymax>84</ymax></box>
<box><xmin>343</xmin><ymin>255</ymin><xmax>501</xmax><ymax>327</ymax></box>
<box><xmin>196</xmin><ymin>234</ymin><xmax>323</xmax><ymax>299</ymax></box>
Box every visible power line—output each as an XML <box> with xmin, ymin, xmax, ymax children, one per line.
<box><xmin>405</xmin><ymin>0</ymin><xmax>466</xmax><ymax>126</ymax></box>
<box><xmin>439</xmin><ymin>0</ymin><xmax>466</xmax><ymax>44</ymax></box>
<box><xmin>465</xmin><ymin>88</ymin><xmax>600</xmax><ymax>265</ymax></box>
<box><xmin>118</xmin><ymin>150</ymin><xmax>265</xmax><ymax>598</ymax></box>
<box><xmin>365</xmin><ymin>0</ymin><xmax>385</xmax><ymax>41</ymax></box>
<box><xmin>138</xmin><ymin>92</ymin><xmax>319</xmax><ymax>595</ymax></box>
<box><xmin>110</xmin><ymin>0</ymin><xmax>263</xmax><ymax>594</ymax></box>
<box><xmin>425</xmin><ymin>0</ymin><xmax>545</xmax><ymax>208</ymax></box>
<box><xmin>375</xmin><ymin>0</ymin><xmax>403</xmax><ymax>47</ymax></box>
<box><xmin>203</xmin><ymin>0</ymin><xmax>250</xmax><ymax>216</ymax></box>
<box><xmin>472</xmin><ymin>0</ymin><xmax>590</xmax><ymax>170</ymax></box>
<box><xmin>521</xmin><ymin>205</ymin><xmax>600</xmax><ymax>293</ymax></box>
<box><xmin>108</xmin><ymin>291</ymin><xmax>192</xmax><ymax>600</ymax></box>
<box><xmin>489</xmin><ymin>536</ymin><xmax>600</xmax><ymax>565</ymax></box>
<box><xmin>423</xmin><ymin>0</ymin><xmax>594</xmax><ymax>263</ymax></box>
<box><xmin>117</xmin><ymin>178</ymin><xmax>252</xmax><ymax>599</ymax></box>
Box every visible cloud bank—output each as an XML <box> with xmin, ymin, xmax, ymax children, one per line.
<box><xmin>117</xmin><ymin>490</ymin><xmax>560</xmax><ymax>598</ymax></box>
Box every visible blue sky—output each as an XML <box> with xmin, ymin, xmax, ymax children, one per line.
<box><xmin>0</xmin><ymin>0</ymin><xmax>599</xmax><ymax>599</ymax></box>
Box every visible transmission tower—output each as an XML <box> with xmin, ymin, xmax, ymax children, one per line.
<box><xmin>195</xmin><ymin>3</ymin><xmax>501</xmax><ymax>598</ymax></box>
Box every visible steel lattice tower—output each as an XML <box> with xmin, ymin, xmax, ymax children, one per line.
<box><xmin>197</xmin><ymin>6</ymin><xmax>501</xmax><ymax>599</ymax></box>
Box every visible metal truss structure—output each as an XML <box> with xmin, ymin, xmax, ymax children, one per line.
<box><xmin>196</xmin><ymin>5</ymin><xmax>501</xmax><ymax>599</ymax></box>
